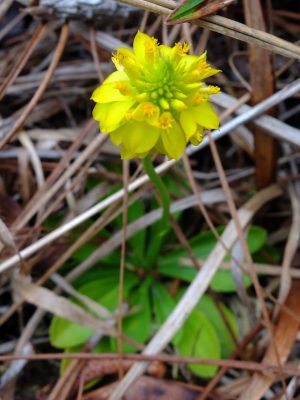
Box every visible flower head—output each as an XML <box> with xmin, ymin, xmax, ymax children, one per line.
<box><xmin>91</xmin><ymin>31</ymin><xmax>220</xmax><ymax>160</ymax></box>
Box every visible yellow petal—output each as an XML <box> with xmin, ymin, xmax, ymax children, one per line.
<box><xmin>171</xmin><ymin>99</ymin><xmax>187</xmax><ymax>112</ymax></box>
<box><xmin>102</xmin><ymin>71</ymin><xmax>129</xmax><ymax>84</ymax></box>
<box><xmin>133</xmin><ymin>31</ymin><xmax>158</xmax><ymax>63</ymax></box>
<box><xmin>159</xmin><ymin>44</ymin><xmax>174</xmax><ymax>60</ymax></box>
<box><xmin>180</xmin><ymin>110</ymin><xmax>197</xmax><ymax>140</ymax></box>
<box><xmin>115</xmin><ymin>48</ymin><xmax>141</xmax><ymax>79</ymax></box>
<box><xmin>161</xmin><ymin>120</ymin><xmax>186</xmax><ymax>160</ymax></box>
<box><xmin>113</xmin><ymin>121</ymin><xmax>160</xmax><ymax>157</ymax></box>
<box><xmin>190</xmin><ymin>102</ymin><xmax>219</xmax><ymax>130</ymax></box>
<box><xmin>132</xmin><ymin>102</ymin><xmax>160</xmax><ymax>125</ymax></box>
<box><xmin>176</xmin><ymin>54</ymin><xmax>199</xmax><ymax>75</ymax></box>
<box><xmin>91</xmin><ymin>83</ymin><xmax>131</xmax><ymax>103</ymax></box>
<box><xmin>93</xmin><ymin>100</ymin><xmax>135</xmax><ymax>132</ymax></box>
<box><xmin>153</xmin><ymin>136</ymin><xmax>166</xmax><ymax>155</ymax></box>
<box><xmin>190</xmin><ymin>128</ymin><xmax>204</xmax><ymax>146</ymax></box>
<box><xmin>120</xmin><ymin>145</ymin><xmax>134</xmax><ymax>159</ymax></box>
<box><xmin>110</xmin><ymin>126</ymin><xmax>124</xmax><ymax>147</ymax></box>
<box><xmin>121</xmin><ymin>147</ymin><xmax>149</xmax><ymax>159</ymax></box>
<box><xmin>198</xmin><ymin>67</ymin><xmax>221</xmax><ymax>80</ymax></box>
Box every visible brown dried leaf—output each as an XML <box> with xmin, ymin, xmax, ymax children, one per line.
<box><xmin>83</xmin><ymin>376</ymin><xmax>202</xmax><ymax>400</ymax></box>
<box><xmin>12</xmin><ymin>273</ymin><xmax>116</xmax><ymax>337</ymax></box>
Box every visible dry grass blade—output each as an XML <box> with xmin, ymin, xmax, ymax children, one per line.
<box><xmin>0</xmin><ymin>24</ymin><xmax>47</xmax><ymax>100</ymax></box>
<box><xmin>12</xmin><ymin>119</ymin><xmax>97</xmax><ymax>230</ymax></box>
<box><xmin>12</xmin><ymin>273</ymin><xmax>116</xmax><ymax>337</ymax></box>
<box><xmin>0</xmin><ymin>218</ymin><xmax>17</xmax><ymax>254</ymax></box>
<box><xmin>0</xmin><ymin>23</ymin><xmax>69</xmax><ymax>149</ymax></box>
<box><xmin>51</xmin><ymin>273</ymin><xmax>113</xmax><ymax>319</ymax></box>
<box><xmin>180</xmin><ymin>259</ymin><xmax>300</xmax><ymax>279</ymax></box>
<box><xmin>198</xmin><ymin>15</ymin><xmax>300</xmax><ymax>60</ymax></box>
<box><xmin>212</xmin><ymin>92</ymin><xmax>300</xmax><ymax>147</ymax></box>
<box><xmin>18</xmin><ymin>131</ymin><xmax>45</xmax><ymax>189</ymax></box>
<box><xmin>0</xmin><ymin>343</ymin><xmax>33</xmax><ymax>391</ymax></box>
<box><xmin>243</xmin><ymin>0</ymin><xmax>278</xmax><ymax>188</ymax></box>
<box><xmin>239</xmin><ymin>282</ymin><xmax>300</xmax><ymax>400</ymax></box>
<box><xmin>109</xmin><ymin>184</ymin><xmax>282</xmax><ymax>400</ymax></box>
<box><xmin>117</xmin><ymin>0</ymin><xmax>300</xmax><ymax>59</ymax></box>
<box><xmin>0</xmin><ymin>0</ymin><xmax>14</xmax><ymax>18</ymax></box>
<box><xmin>2</xmin><ymin>352</ymin><xmax>300</xmax><ymax>376</ymax></box>
<box><xmin>277</xmin><ymin>186</ymin><xmax>300</xmax><ymax>308</ymax></box>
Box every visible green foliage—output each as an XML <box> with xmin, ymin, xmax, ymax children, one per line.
<box><xmin>176</xmin><ymin>309</ymin><xmax>220</xmax><ymax>377</ymax></box>
<box><xmin>171</xmin><ymin>0</ymin><xmax>206</xmax><ymax>21</ymax></box>
<box><xmin>197</xmin><ymin>295</ymin><xmax>238</xmax><ymax>358</ymax></box>
<box><xmin>111</xmin><ymin>278</ymin><xmax>152</xmax><ymax>352</ymax></box>
<box><xmin>49</xmin><ymin>192</ymin><xmax>272</xmax><ymax>379</ymax></box>
<box><xmin>151</xmin><ymin>281</ymin><xmax>183</xmax><ymax>345</ymax></box>
<box><xmin>50</xmin><ymin>316</ymin><xmax>93</xmax><ymax>349</ymax></box>
<box><xmin>126</xmin><ymin>200</ymin><xmax>146</xmax><ymax>264</ymax></box>
<box><xmin>157</xmin><ymin>225</ymin><xmax>268</xmax><ymax>292</ymax></box>
<box><xmin>50</xmin><ymin>273</ymin><xmax>138</xmax><ymax>348</ymax></box>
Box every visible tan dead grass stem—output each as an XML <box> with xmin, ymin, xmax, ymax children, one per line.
<box><xmin>0</xmin><ymin>23</ymin><xmax>69</xmax><ymax>149</ymax></box>
<box><xmin>116</xmin><ymin>0</ymin><xmax>300</xmax><ymax>60</ymax></box>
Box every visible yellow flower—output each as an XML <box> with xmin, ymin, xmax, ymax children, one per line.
<box><xmin>91</xmin><ymin>31</ymin><xmax>220</xmax><ymax>160</ymax></box>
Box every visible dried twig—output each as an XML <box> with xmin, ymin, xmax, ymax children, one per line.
<box><xmin>0</xmin><ymin>23</ymin><xmax>69</xmax><ymax>149</ymax></box>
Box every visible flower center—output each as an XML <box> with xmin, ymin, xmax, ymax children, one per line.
<box><xmin>115</xmin><ymin>82</ymin><xmax>131</xmax><ymax>95</ymax></box>
<box><xmin>142</xmin><ymin>103</ymin><xmax>156</xmax><ymax>117</ymax></box>
<box><xmin>145</xmin><ymin>37</ymin><xmax>158</xmax><ymax>54</ymax></box>
<box><xmin>159</xmin><ymin>113</ymin><xmax>173</xmax><ymax>130</ymax></box>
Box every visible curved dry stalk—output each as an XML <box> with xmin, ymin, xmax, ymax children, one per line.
<box><xmin>18</xmin><ymin>131</ymin><xmax>45</xmax><ymax>189</ymax></box>
<box><xmin>277</xmin><ymin>185</ymin><xmax>300</xmax><ymax>308</ymax></box>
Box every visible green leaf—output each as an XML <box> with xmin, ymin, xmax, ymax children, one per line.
<box><xmin>145</xmin><ymin>216</ymin><xmax>168</xmax><ymax>269</ymax></box>
<box><xmin>72</xmin><ymin>243</ymin><xmax>98</xmax><ymax>263</ymax></box>
<box><xmin>197</xmin><ymin>295</ymin><xmax>238</xmax><ymax>358</ymax></box>
<box><xmin>50</xmin><ymin>317</ymin><xmax>93</xmax><ymax>349</ymax></box>
<box><xmin>171</xmin><ymin>0</ymin><xmax>206</xmax><ymax>21</ymax></box>
<box><xmin>151</xmin><ymin>281</ymin><xmax>183</xmax><ymax>345</ymax></box>
<box><xmin>111</xmin><ymin>278</ymin><xmax>152</xmax><ymax>352</ymax></box>
<box><xmin>210</xmin><ymin>270</ymin><xmax>252</xmax><ymax>293</ymax></box>
<box><xmin>157</xmin><ymin>265</ymin><xmax>252</xmax><ymax>293</ymax></box>
<box><xmin>157</xmin><ymin>228</ymin><xmax>223</xmax><ymax>272</ymax></box>
<box><xmin>176</xmin><ymin>309</ymin><xmax>220</xmax><ymax>377</ymax></box>
<box><xmin>157</xmin><ymin>263</ymin><xmax>196</xmax><ymax>282</ymax></box>
<box><xmin>253</xmin><ymin>243</ymin><xmax>281</xmax><ymax>263</ymax></box>
<box><xmin>50</xmin><ymin>273</ymin><xmax>139</xmax><ymax>349</ymax></box>
<box><xmin>247</xmin><ymin>225</ymin><xmax>267</xmax><ymax>254</ymax></box>
<box><xmin>157</xmin><ymin>225</ymin><xmax>267</xmax><ymax>293</ymax></box>
<box><xmin>127</xmin><ymin>201</ymin><xmax>146</xmax><ymax>264</ymax></box>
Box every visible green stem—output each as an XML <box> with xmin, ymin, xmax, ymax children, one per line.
<box><xmin>142</xmin><ymin>156</ymin><xmax>170</xmax><ymax>229</ymax></box>
<box><xmin>142</xmin><ymin>156</ymin><xmax>170</xmax><ymax>269</ymax></box>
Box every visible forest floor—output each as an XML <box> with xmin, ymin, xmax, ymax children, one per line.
<box><xmin>0</xmin><ymin>0</ymin><xmax>300</xmax><ymax>399</ymax></box>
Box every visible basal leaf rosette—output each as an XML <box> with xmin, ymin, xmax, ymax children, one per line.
<box><xmin>91</xmin><ymin>31</ymin><xmax>220</xmax><ymax>160</ymax></box>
